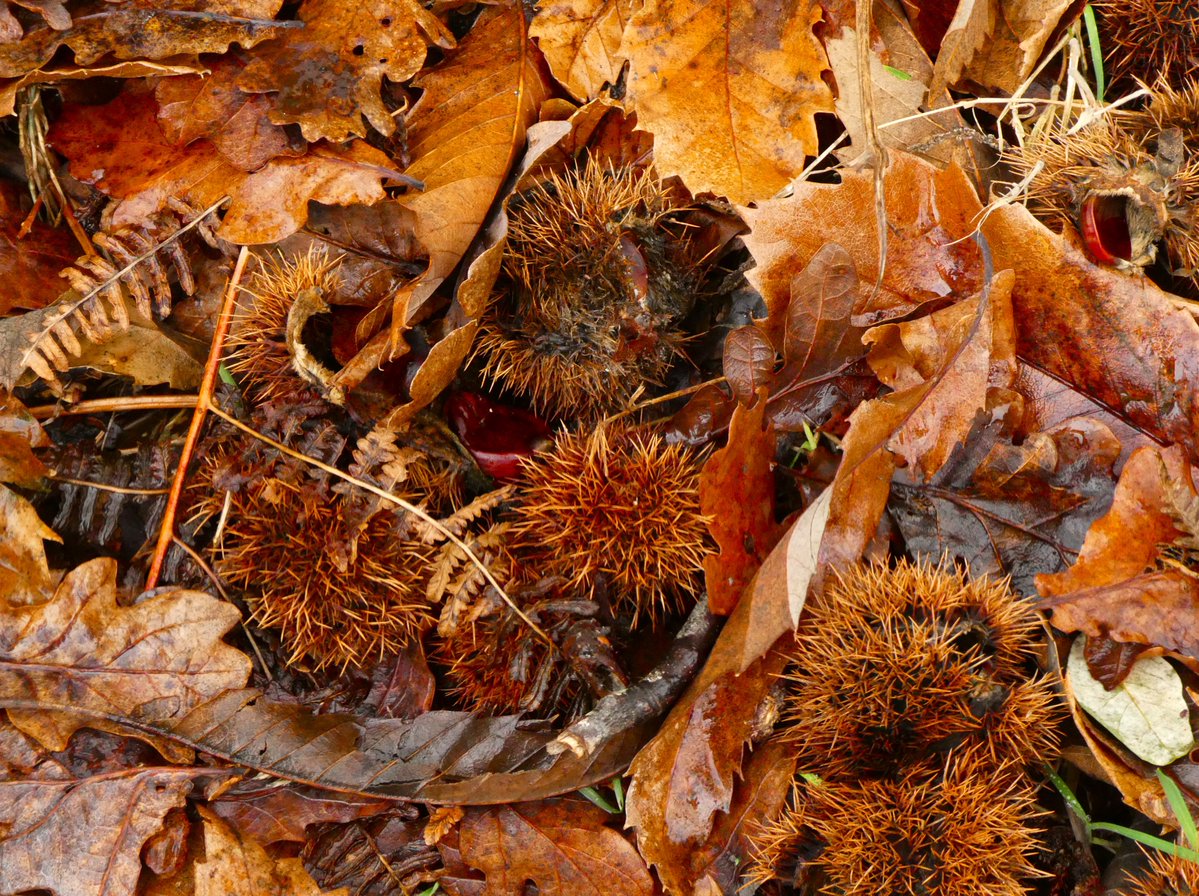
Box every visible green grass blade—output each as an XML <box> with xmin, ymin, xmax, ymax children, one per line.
<box><xmin>1044</xmin><ymin>765</ymin><xmax>1091</xmax><ymax>826</ymax></box>
<box><xmin>612</xmin><ymin>777</ymin><xmax>625</xmax><ymax>812</ymax></box>
<box><xmin>578</xmin><ymin>785</ymin><xmax>619</xmax><ymax>815</ymax></box>
<box><xmin>1091</xmin><ymin>823</ymin><xmax>1199</xmax><ymax>863</ymax></box>
<box><xmin>1157</xmin><ymin>769</ymin><xmax>1199</xmax><ymax>851</ymax></box>
<box><xmin>1082</xmin><ymin>5</ymin><xmax>1106</xmax><ymax>103</ymax></box>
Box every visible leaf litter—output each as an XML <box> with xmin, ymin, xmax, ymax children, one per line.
<box><xmin>4</xmin><ymin>2</ymin><xmax>1199</xmax><ymax>895</ymax></box>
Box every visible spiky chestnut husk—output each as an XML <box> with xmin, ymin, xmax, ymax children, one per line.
<box><xmin>1007</xmin><ymin>85</ymin><xmax>1199</xmax><ymax>275</ymax></box>
<box><xmin>474</xmin><ymin>159</ymin><xmax>698</xmax><ymax>418</ymax></box>
<box><xmin>1119</xmin><ymin>848</ymin><xmax>1199</xmax><ymax>895</ymax></box>
<box><xmin>796</xmin><ymin>759</ymin><xmax>1044</xmax><ymax>896</ymax></box>
<box><xmin>781</xmin><ymin>560</ymin><xmax>1062</xmax><ymax>779</ymax></box>
<box><xmin>430</xmin><ymin>599</ymin><xmax>596</xmax><ymax>715</ymax></box>
<box><xmin>226</xmin><ymin>248</ymin><xmax>344</xmax><ymax>405</ymax></box>
<box><xmin>1096</xmin><ymin>1</ymin><xmax>1199</xmax><ymax>91</ymax></box>
<box><xmin>508</xmin><ymin>424</ymin><xmax>710</xmax><ymax>624</ymax></box>
<box><xmin>207</xmin><ymin>472</ymin><xmax>438</xmax><ymax>671</ymax></box>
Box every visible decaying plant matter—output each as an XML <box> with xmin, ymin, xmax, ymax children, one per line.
<box><xmin>1096</xmin><ymin>0</ymin><xmax>1199</xmax><ymax>90</ymax></box>
<box><xmin>1007</xmin><ymin>80</ymin><xmax>1199</xmax><ymax>275</ymax></box>
<box><xmin>1118</xmin><ymin>847</ymin><xmax>1199</xmax><ymax>896</ymax></box>
<box><xmin>745</xmin><ymin>560</ymin><xmax>1062</xmax><ymax>893</ymax></box>
<box><xmin>475</xmin><ymin>159</ymin><xmax>701</xmax><ymax>417</ymax></box>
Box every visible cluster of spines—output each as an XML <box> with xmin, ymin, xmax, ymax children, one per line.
<box><xmin>746</xmin><ymin>559</ymin><xmax>1062</xmax><ymax>894</ymax></box>
<box><xmin>508</xmin><ymin>423</ymin><xmax>710</xmax><ymax>624</ymax></box>
<box><xmin>1095</xmin><ymin>1</ymin><xmax>1199</xmax><ymax>90</ymax></box>
<box><xmin>475</xmin><ymin>158</ymin><xmax>696</xmax><ymax>417</ymax></box>
<box><xmin>1118</xmin><ymin>847</ymin><xmax>1199</xmax><ymax>895</ymax></box>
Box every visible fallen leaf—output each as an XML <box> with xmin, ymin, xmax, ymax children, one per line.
<box><xmin>619</xmin><ymin>0</ymin><xmax>834</xmax><ymax>203</ymax></box>
<box><xmin>395</xmin><ymin>3</ymin><xmax>551</xmax><ymax>330</ymax></box>
<box><xmin>49</xmin><ymin>86</ymin><xmax>392</xmax><ymax>244</ymax></box>
<box><xmin>929</xmin><ymin>0</ymin><xmax>1078</xmax><ymax>96</ymax></box>
<box><xmin>237</xmin><ymin>0</ymin><xmax>452</xmax><ymax>142</ymax></box>
<box><xmin>741</xmin><ymin>153</ymin><xmax>984</xmax><ymax>325</ymax></box>
<box><xmin>192</xmin><ymin>805</ymin><xmax>348</xmax><ymax>896</ymax></box>
<box><xmin>892</xmin><ymin>412</ymin><xmax>1118</xmax><ymax>594</ymax></box>
<box><xmin>700</xmin><ymin>396</ymin><xmax>781</xmax><ymax>615</ymax></box>
<box><xmin>0</xmin><ymin>767</ymin><xmax>195</xmax><ymax>896</ymax></box>
<box><xmin>0</xmin><ymin>60</ymin><xmax>205</xmax><ymax>117</ymax></box>
<box><xmin>155</xmin><ymin>54</ymin><xmax>299</xmax><ymax>171</ymax></box>
<box><xmin>0</xmin><ymin>486</ymin><xmax>57</xmax><ymax>606</ymax></box>
<box><xmin>209</xmin><ymin>783</ymin><xmax>392</xmax><ymax>845</ymax></box>
<box><xmin>1036</xmin><ymin>446</ymin><xmax>1199</xmax><ymax>660</ymax></box>
<box><xmin>459</xmin><ymin>799</ymin><xmax>653</xmax><ymax>896</ymax></box>
<box><xmin>981</xmin><ymin>203</ymin><xmax>1199</xmax><ymax>460</ymax></box>
<box><xmin>1067</xmin><ymin>636</ymin><xmax>1196</xmax><ymax>766</ymax></box>
<box><xmin>530</xmin><ymin>0</ymin><xmax>633</xmax><ymax>101</ymax></box>
<box><xmin>0</xmin><ymin>393</ymin><xmax>49</xmax><ymax>490</ymax></box>
<box><xmin>0</xmin><ymin>180</ymin><xmax>79</xmax><ymax>315</ymax></box>
<box><xmin>0</xmin><ymin>539</ymin><xmax>251</xmax><ymax>757</ymax></box>
<box><xmin>0</xmin><ymin>0</ymin><xmax>291</xmax><ymax>80</ymax></box>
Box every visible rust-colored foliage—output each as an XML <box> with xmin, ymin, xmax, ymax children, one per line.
<box><xmin>1117</xmin><ymin>847</ymin><xmax>1199</xmax><ymax>896</ymax></box>
<box><xmin>511</xmin><ymin>424</ymin><xmax>710</xmax><ymax>622</ymax></box>
<box><xmin>1096</xmin><ymin>0</ymin><xmax>1199</xmax><ymax>89</ymax></box>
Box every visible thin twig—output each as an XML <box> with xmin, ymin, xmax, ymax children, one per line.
<box><xmin>48</xmin><ymin>475</ymin><xmax>169</xmax><ymax>496</ymax></box>
<box><xmin>600</xmin><ymin>377</ymin><xmax>728</xmax><ymax>427</ymax></box>
<box><xmin>145</xmin><ymin>244</ymin><xmax>250</xmax><ymax>590</ymax></box>
<box><xmin>204</xmin><ymin>404</ymin><xmax>554</xmax><ymax>649</ymax></box>
<box><xmin>30</xmin><ymin>394</ymin><xmax>200</xmax><ymax>420</ymax></box>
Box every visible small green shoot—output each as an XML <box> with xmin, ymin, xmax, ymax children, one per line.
<box><xmin>218</xmin><ymin>362</ymin><xmax>238</xmax><ymax>388</ymax></box>
<box><xmin>883</xmin><ymin>64</ymin><xmax>912</xmax><ymax>81</ymax></box>
<box><xmin>1045</xmin><ymin>765</ymin><xmax>1199</xmax><ymax>863</ymax></box>
<box><xmin>1082</xmin><ymin>5</ymin><xmax>1106</xmax><ymax>103</ymax></box>
<box><xmin>786</xmin><ymin>421</ymin><xmax>822</xmax><ymax>468</ymax></box>
<box><xmin>416</xmin><ymin>884</ymin><xmax>441</xmax><ymax>896</ymax></box>
<box><xmin>579</xmin><ymin>778</ymin><xmax>626</xmax><ymax>815</ymax></box>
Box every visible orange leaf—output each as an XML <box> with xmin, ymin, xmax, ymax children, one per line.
<box><xmin>238</xmin><ymin>0</ymin><xmax>452</xmax><ymax>142</ymax></box>
<box><xmin>531</xmin><ymin>0</ymin><xmax>634</xmax><ymax>101</ymax></box>
<box><xmin>461</xmin><ymin>799</ymin><xmax>653</xmax><ymax>896</ymax></box>
<box><xmin>619</xmin><ymin>0</ymin><xmax>833</xmax><ymax>203</ymax></box>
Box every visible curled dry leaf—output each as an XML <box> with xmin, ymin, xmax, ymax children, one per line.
<box><xmin>618</xmin><ymin>0</ymin><xmax>833</xmax><ymax>204</ymax></box>
<box><xmin>237</xmin><ymin>0</ymin><xmax>452</xmax><ymax>142</ymax></box>
<box><xmin>0</xmin><ymin>485</ymin><xmax>57</xmax><ymax>606</ymax></box>
<box><xmin>209</xmin><ymin>783</ymin><xmax>393</xmax><ymax>845</ymax></box>
<box><xmin>0</xmin><ymin>393</ymin><xmax>49</xmax><ymax>490</ymax></box>
<box><xmin>49</xmin><ymin>87</ymin><xmax>392</xmax><ymax>245</ymax></box>
<box><xmin>459</xmin><ymin>799</ymin><xmax>653</xmax><ymax>896</ymax></box>
<box><xmin>1037</xmin><ymin>445</ymin><xmax>1199</xmax><ymax>660</ymax></box>
<box><xmin>0</xmin><ymin>766</ymin><xmax>197</xmax><ymax>896</ymax></box>
<box><xmin>530</xmin><ymin>0</ymin><xmax>633</xmax><ymax>101</ymax></box>
<box><xmin>928</xmin><ymin>0</ymin><xmax>1078</xmax><ymax>96</ymax></box>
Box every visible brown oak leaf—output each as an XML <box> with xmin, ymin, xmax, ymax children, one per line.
<box><xmin>0</xmin><ymin>0</ymin><xmax>290</xmax><ymax>80</ymax></box>
<box><xmin>237</xmin><ymin>0</ymin><xmax>453</xmax><ymax>142</ymax></box>
<box><xmin>619</xmin><ymin>0</ymin><xmax>834</xmax><ymax>203</ymax></box>
<box><xmin>0</xmin><ymin>766</ymin><xmax>195</xmax><ymax>896</ymax></box>
<box><xmin>0</xmin><ymin>180</ymin><xmax>79</xmax><ymax>316</ymax></box>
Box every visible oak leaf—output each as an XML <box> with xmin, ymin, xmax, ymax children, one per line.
<box><xmin>619</xmin><ymin>0</ymin><xmax>833</xmax><ymax>203</ymax></box>
<box><xmin>0</xmin><ymin>0</ymin><xmax>290</xmax><ymax>80</ymax></box>
<box><xmin>237</xmin><ymin>0</ymin><xmax>453</xmax><ymax>142</ymax></box>
<box><xmin>0</xmin><ymin>484</ymin><xmax>57</xmax><ymax>607</ymax></box>
<box><xmin>459</xmin><ymin>799</ymin><xmax>653</xmax><ymax>896</ymax></box>
<box><xmin>0</xmin><ymin>487</ymin><xmax>251</xmax><ymax>756</ymax></box>
<box><xmin>0</xmin><ymin>766</ymin><xmax>195</xmax><ymax>896</ymax></box>
<box><xmin>49</xmin><ymin>87</ymin><xmax>392</xmax><ymax>244</ymax></box>
<box><xmin>0</xmin><ymin>180</ymin><xmax>79</xmax><ymax>316</ymax></box>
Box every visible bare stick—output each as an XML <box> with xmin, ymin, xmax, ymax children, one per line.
<box><xmin>547</xmin><ymin>599</ymin><xmax>721</xmax><ymax>757</ymax></box>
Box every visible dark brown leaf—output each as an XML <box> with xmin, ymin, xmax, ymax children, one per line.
<box><xmin>0</xmin><ymin>181</ymin><xmax>79</xmax><ymax>316</ymax></box>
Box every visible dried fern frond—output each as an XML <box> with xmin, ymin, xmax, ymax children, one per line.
<box><xmin>19</xmin><ymin>197</ymin><xmax>228</xmax><ymax>389</ymax></box>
